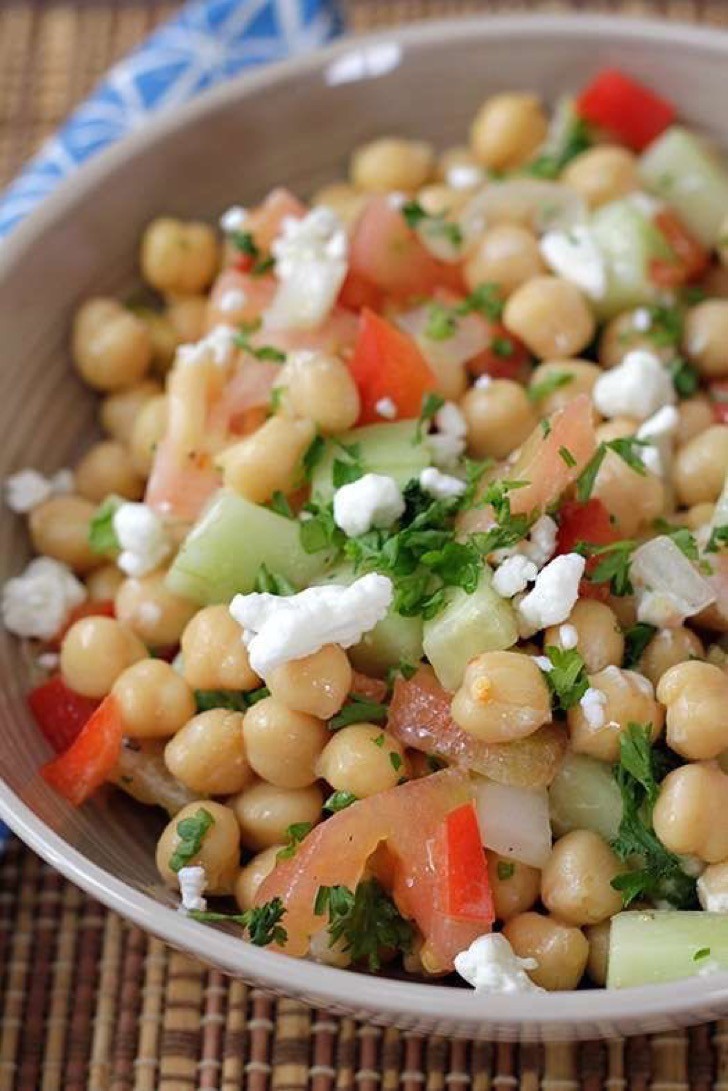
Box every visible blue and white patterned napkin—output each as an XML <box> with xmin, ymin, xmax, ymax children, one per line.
<box><xmin>0</xmin><ymin>0</ymin><xmax>341</xmax><ymax>851</ymax></box>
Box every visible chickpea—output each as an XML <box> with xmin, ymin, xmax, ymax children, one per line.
<box><xmin>653</xmin><ymin>762</ymin><xmax>728</xmax><ymax>863</ymax></box>
<box><xmin>164</xmin><ymin>708</ymin><xmax>252</xmax><ymax>795</ymax></box>
<box><xmin>350</xmin><ymin>137</ymin><xmax>434</xmax><ymax>193</ymax></box>
<box><xmin>451</xmin><ymin>651</ymin><xmax>551</xmax><ymax>744</ymax></box>
<box><xmin>139</xmin><ymin>310</ymin><xmax>179</xmax><ymax>373</ymax></box>
<box><xmin>487</xmin><ymin>853</ymin><xmax>541</xmax><ymax>923</ymax></box>
<box><xmin>60</xmin><ymin>616</ymin><xmax>146</xmax><ymax>698</ymax></box>
<box><xmin>568</xmin><ymin>666</ymin><xmax>664</xmax><ymax>763</ymax></box>
<box><xmin>316</xmin><ymin>724</ymin><xmax>408</xmax><ymax>798</ymax></box>
<box><xmin>562</xmin><ymin>146</ymin><xmax>639</xmax><ymax>209</ymax></box>
<box><xmin>608</xmin><ymin>594</ymin><xmax>638</xmax><ymax>631</ymax></box>
<box><xmin>527</xmin><ymin>359</ymin><xmax>601</xmax><ymax>419</ymax></box>
<box><xmin>234</xmin><ymin>845</ymin><xmax>282</xmax><ymax>912</ymax></box>
<box><xmin>72</xmin><ymin>299</ymin><xmax>152</xmax><ymax>392</ymax></box>
<box><xmin>638</xmin><ymin>626</ymin><xmax>704</xmax><ymax>688</ymax></box>
<box><xmin>112</xmin><ymin>658</ymin><xmax>195</xmax><ymax>739</ymax></box>
<box><xmin>683</xmin><ymin>300</ymin><xmax>728</xmax><ymax>378</ymax></box>
<box><xmin>544</xmin><ymin>600</ymin><xmax>624</xmax><ymax>674</ymax></box>
<box><xmin>100</xmin><ymin>379</ymin><xmax>162</xmax><ymax>444</ymax></box>
<box><xmin>598</xmin><ymin>309</ymin><xmax>673</xmax><ymax>370</ymax></box>
<box><xmin>592</xmin><ymin>447</ymin><xmax>665</xmax><ymax>537</ymax></box>
<box><xmin>504</xmin><ymin>276</ymin><xmax>595</xmax><ymax>360</ymax></box>
<box><xmin>697</xmin><ymin>860</ymin><xmax>728</xmax><ymax>911</ymax></box>
<box><xmin>470</xmin><ymin>93</ymin><xmax>547</xmax><ymax>171</ymax></box>
<box><xmin>312</xmin><ymin>182</ymin><xmax>368</xmax><ymax>228</ymax></box>
<box><xmin>502</xmin><ymin>912</ymin><xmax>588</xmax><ymax>991</ymax></box>
<box><xmin>656</xmin><ymin>660</ymin><xmax>728</xmax><ymax>760</ymax></box>
<box><xmin>676</xmin><ymin>396</ymin><xmax>714</xmax><ymax>446</ymax></box>
<box><xmin>167</xmin><ymin>296</ymin><xmax>208</xmax><ymax>344</ymax></box>
<box><xmin>463</xmin><ymin>224</ymin><xmax>546</xmax><ymax>297</ymax></box>
<box><xmin>585</xmin><ymin>921</ymin><xmax>611</xmax><ymax>987</ymax></box>
<box><xmin>181</xmin><ymin>604</ymin><xmax>259</xmax><ymax>692</ymax></box>
<box><xmin>86</xmin><ymin>563</ymin><xmax>125</xmax><ymax>602</ymax></box>
<box><xmin>436</xmin><ymin>145</ymin><xmax>480</xmax><ymax>182</ymax></box>
<box><xmin>231</xmin><ymin>781</ymin><xmax>323</xmax><ymax>852</ymax></box>
<box><xmin>243</xmin><ymin>697</ymin><xmax>328</xmax><ymax>788</ymax></box>
<box><xmin>141</xmin><ymin>218</ymin><xmax>219</xmax><ymax>296</ymax></box>
<box><xmin>29</xmin><ymin>495</ymin><xmax>99</xmax><ymax>574</ymax></box>
<box><xmin>217</xmin><ymin>416</ymin><xmax>315</xmax><ymax>504</ymax></box>
<box><xmin>428</xmin><ymin>354</ymin><xmax>469</xmax><ymax>403</ymax></box>
<box><xmin>460</xmin><ymin>379</ymin><xmax>536</xmax><ymax>460</ymax></box>
<box><xmin>266</xmin><ymin>645</ymin><xmax>351</xmax><ymax>719</ymax></box>
<box><xmin>673</xmin><ymin>425</ymin><xmax>728</xmax><ymax>506</ymax></box>
<box><xmin>416</xmin><ymin>184</ymin><xmax>465</xmax><ymax>218</ymax></box>
<box><xmin>115</xmin><ymin>571</ymin><xmax>197</xmax><ymax>647</ymax></box>
<box><xmin>156</xmin><ymin>800</ymin><xmax>240</xmax><ymax>893</ymax></box>
<box><xmin>541</xmin><ymin>830</ymin><xmax>623</xmax><ymax>926</ymax></box>
<box><xmin>128</xmin><ymin>394</ymin><xmax>168</xmax><ymax>478</ymax></box>
<box><xmin>74</xmin><ymin>440</ymin><xmax>145</xmax><ymax>503</ymax></box>
<box><xmin>274</xmin><ymin>353</ymin><xmax>360</xmax><ymax>435</ymax></box>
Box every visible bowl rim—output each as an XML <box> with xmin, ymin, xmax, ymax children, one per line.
<box><xmin>3</xmin><ymin>10</ymin><xmax>728</xmax><ymax>1029</ymax></box>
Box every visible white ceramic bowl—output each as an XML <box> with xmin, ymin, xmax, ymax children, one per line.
<box><xmin>1</xmin><ymin>13</ymin><xmax>728</xmax><ymax>1041</ymax></box>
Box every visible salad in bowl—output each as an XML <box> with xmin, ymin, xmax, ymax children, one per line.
<box><xmin>5</xmin><ymin>65</ymin><xmax>728</xmax><ymax>998</ymax></box>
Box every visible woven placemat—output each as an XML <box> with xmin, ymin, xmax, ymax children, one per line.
<box><xmin>2</xmin><ymin>1</ymin><xmax>728</xmax><ymax>1088</ymax></box>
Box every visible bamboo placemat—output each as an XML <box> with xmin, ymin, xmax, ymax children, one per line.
<box><xmin>3</xmin><ymin>1</ymin><xmax>728</xmax><ymax>1088</ymax></box>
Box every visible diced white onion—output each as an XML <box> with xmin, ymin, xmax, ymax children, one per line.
<box><xmin>459</xmin><ymin>180</ymin><xmax>587</xmax><ymax>242</ymax></box>
<box><xmin>396</xmin><ymin>304</ymin><xmax>490</xmax><ymax>371</ymax></box>
<box><xmin>472</xmin><ymin>776</ymin><xmax>552</xmax><ymax>869</ymax></box>
<box><xmin>631</xmin><ymin>535</ymin><xmax>716</xmax><ymax>624</ymax></box>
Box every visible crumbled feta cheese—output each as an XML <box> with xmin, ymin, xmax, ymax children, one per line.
<box><xmin>435</xmin><ymin>401</ymin><xmax>467</xmax><ymax>440</ymax></box>
<box><xmin>218</xmin><ymin>288</ymin><xmax>247</xmax><ymax>314</ymax></box>
<box><xmin>580</xmin><ymin>687</ymin><xmax>607</xmax><ymax>729</ymax></box>
<box><xmin>177</xmin><ymin>324</ymin><xmax>237</xmax><ymax>369</ymax></box>
<box><xmin>636</xmin><ymin>589</ymin><xmax>685</xmax><ymax>629</ymax></box>
<box><xmin>455</xmin><ymin>934</ymin><xmax>543</xmax><ymax>995</ymax></box>
<box><xmin>266</xmin><ymin>207</ymin><xmax>348</xmax><ymax>330</ymax></box>
<box><xmin>559</xmin><ymin>623</ymin><xmax>578</xmax><ymax>650</ymax></box>
<box><xmin>375</xmin><ymin>397</ymin><xmax>398</xmax><ymax>420</ymax></box>
<box><xmin>636</xmin><ymin>405</ymin><xmax>679</xmax><ymax>477</ymax></box>
<box><xmin>627</xmin><ymin>192</ymin><xmax>663</xmax><ymax>218</ymax></box>
<box><xmin>419</xmin><ymin>467</ymin><xmax>466</xmax><ymax>500</ymax></box>
<box><xmin>219</xmin><ymin>205</ymin><xmax>248</xmax><ymax>233</ymax></box>
<box><xmin>632</xmin><ymin>307</ymin><xmax>652</xmax><ymax>332</ymax></box>
<box><xmin>474</xmin><ymin>374</ymin><xmax>493</xmax><ymax>390</ymax></box>
<box><xmin>446</xmin><ymin>164</ymin><xmax>486</xmax><ymax>190</ymax></box>
<box><xmin>230</xmin><ymin>573</ymin><xmax>394</xmax><ymax>676</ymax></box>
<box><xmin>178</xmin><ymin>865</ymin><xmax>208</xmax><ymax>913</ymax></box>
<box><xmin>37</xmin><ymin>651</ymin><xmax>60</xmax><ymax>671</ymax></box>
<box><xmin>387</xmin><ymin>191</ymin><xmax>407</xmax><ymax>210</ymax></box>
<box><xmin>113</xmin><ymin>502</ymin><xmax>171</xmax><ymax>578</ymax></box>
<box><xmin>539</xmin><ymin>225</ymin><xmax>606</xmax><ymax>301</ymax></box>
<box><xmin>427</xmin><ymin>401</ymin><xmax>467</xmax><ymax>469</ymax></box>
<box><xmin>592</xmin><ymin>350</ymin><xmax>676</xmax><ymax>422</ymax></box>
<box><xmin>518</xmin><ymin>553</ymin><xmax>585</xmax><ymax>634</ymax></box>
<box><xmin>522</xmin><ymin>515</ymin><xmax>558</xmax><ymax>570</ymax></box>
<box><xmin>698</xmin><ymin>873</ymin><xmax>728</xmax><ymax>914</ymax></box>
<box><xmin>533</xmin><ymin>655</ymin><xmax>553</xmax><ymax>673</ymax></box>
<box><xmin>5</xmin><ymin>467</ymin><xmax>74</xmax><ymax>513</ymax></box>
<box><xmin>492</xmin><ymin>555</ymin><xmax>538</xmax><ymax>598</ymax></box>
<box><xmin>333</xmin><ymin>474</ymin><xmax>405</xmax><ymax>538</ymax></box>
<box><xmin>1</xmin><ymin>557</ymin><xmax>86</xmax><ymax>640</ymax></box>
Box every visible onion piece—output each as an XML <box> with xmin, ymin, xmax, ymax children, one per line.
<box><xmin>460</xmin><ymin>179</ymin><xmax>587</xmax><ymax>240</ymax></box>
<box><xmin>631</xmin><ymin>535</ymin><xmax>716</xmax><ymax>626</ymax></box>
<box><xmin>472</xmin><ymin>776</ymin><xmax>552</xmax><ymax>868</ymax></box>
<box><xmin>396</xmin><ymin>304</ymin><xmax>490</xmax><ymax>371</ymax></box>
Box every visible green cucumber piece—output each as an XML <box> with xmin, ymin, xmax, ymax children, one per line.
<box><xmin>166</xmin><ymin>490</ymin><xmax>328</xmax><ymax>605</ymax></box>
<box><xmin>311</xmin><ymin>420</ymin><xmax>429</xmax><ymax>501</ymax></box>
<box><xmin>608</xmin><ymin>911</ymin><xmax>728</xmax><ymax>988</ymax></box>
<box><xmin>641</xmin><ymin>126</ymin><xmax>728</xmax><ymax>247</ymax></box>
<box><xmin>591</xmin><ymin>197</ymin><xmax>669</xmax><ymax>318</ymax></box>
<box><xmin>422</xmin><ymin>567</ymin><xmax>518</xmax><ymax>692</ymax></box>
<box><xmin>549</xmin><ymin>753</ymin><xmax>623</xmax><ymax>843</ymax></box>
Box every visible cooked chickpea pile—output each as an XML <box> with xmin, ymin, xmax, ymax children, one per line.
<box><xmin>7</xmin><ymin>75</ymin><xmax>728</xmax><ymax>996</ymax></box>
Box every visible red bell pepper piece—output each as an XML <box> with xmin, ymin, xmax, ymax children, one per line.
<box><xmin>556</xmin><ymin>498</ymin><xmax>619</xmax><ymax>603</ymax></box>
<box><xmin>649</xmin><ymin>209</ymin><xmax>709</xmax><ymax>289</ymax></box>
<box><xmin>28</xmin><ymin>675</ymin><xmax>100</xmax><ymax>755</ymax></box>
<box><xmin>348</xmin><ymin>308</ymin><xmax>437</xmax><ymax>424</ymax></box>
<box><xmin>576</xmin><ymin>69</ymin><xmax>675</xmax><ymax>152</ymax></box>
<box><xmin>442</xmin><ymin>803</ymin><xmax>494</xmax><ymax>924</ymax></box>
<box><xmin>41</xmin><ymin>694</ymin><xmax>125</xmax><ymax>806</ymax></box>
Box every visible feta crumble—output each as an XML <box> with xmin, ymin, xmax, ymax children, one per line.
<box><xmin>522</xmin><ymin>515</ymin><xmax>558</xmax><ymax>570</ymax></box>
<box><xmin>518</xmin><ymin>553</ymin><xmax>585</xmax><ymax>634</ymax></box>
<box><xmin>492</xmin><ymin>555</ymin><xmax>538</xmax><ymax>598</ymax></box>
<box><xmin>178</xmin><ymin>865</ymin><xmax>208</xmax><ymax>913</ymax></box>
<box><xmin>580</xmin><ymin>687</ymin><xmax>607</xmax><ymax>729</ymax></box>
<box><xmin>592</xmin><ymin>350</ymin><xmax>676</xmax><ymax>422</ymax></box>
<box><xmin>113</xmin><ymin>502</ymin><xmax>172</xmax><ymax>578</ymax></box>
<box><xmin>533</xmin><ymin>655</ymin><xmax>553</xmax><ymax>673</ymax></box>
<box><xmin>636</xmin><ymin>405</ymin><xmax>679</xmax><ymax>477</ymax></box>
<box><xmin>230</xmin><ymin>573</ymin><xmax>394</xmax><ymax>676</ymax></box>
<box><xmin>266</xmin><ymin>207</ymin><xmax>348</xmax><ymax>330</ymax></box>
<box><xmin>333</xmin><ymin>474</ymin><xmax>405</xmax><ymax>538</ymax></box>
<box><xmin>375</xmin><ymin>397</ymin><xmax>398</xmax><ymax>420</ymax></box>
<box><xmin>219</xmin><ymin>205</ymin><xmax>248</xmax><ymax>233</ymax></box>
<box><xmin>455</xmin><ymin>934</ymin><xmax>543</xmax><ymax>995</ymax></box>
<box><xmin>559</xmin><ymin>623</ymin><xmax>578</xmax><ymax>650</ymax></box>
<box><xmin>698</xmin><ymin>873</ymin><xmax>728</xmax><ymax>914</ymax></box>
<box><xmin>5</xmin><ymin>468</ymin><xmax>74</xmax><ymax>513</ymax></box>
<box><xmin>636</xmin><ymin>589</ymin><xmax>685</xmax><ymax>629</ymax></box>
<box><xmin>632</xmin><ymin>307</ymin><xmax>652</xmax><ymax>332</ymax></box>
<box><xmin>474</xmin><ymin>374</ymin><xmax>493</xmax><ymax>390</ymax></box>
<box><xmin>177</xmin><ymin>324</ymin><xmax>237</xmax><ymax>369</ymax></box>
<box><xmin>539</xmin><ymin>225</ymin><xmax>606</xmax><ymax>301</ymax></box>
<box><xmin>37</xmin><ymin>651</ymin><xmax>60</xmax><ymax>671</ymax></box>
<box><xmin>218</xmin><ymin>288</ymin><xmax>247</xmax><ymax>314</ymax></box>
<box><xmin>427</xmin><ymin>401</ymin><xmax>467</xmax><ymax>469</ymax></box>
<box><xmin>1</xmin><ymin>557</ymin><xmax>86</xmax><ymax>640</ymax></box>
<box><xmin>446</xmin><ymin>164</ymin><xmax>486</xmax><ymax>190</ymax></box>
<box><xmin>418</xmin><ymin>467</ymin><xmax>466</xmax><ymax>500</ymax></box>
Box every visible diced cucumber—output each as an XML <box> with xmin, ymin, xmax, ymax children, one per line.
<box><xmin>311</xmin><ymin>420</ymin><xmax>430</xmax><ymax>501</ymax></box>
<box><xmin>591</xmin><ymin>197</ymin><xmax>670</xmax><ymax>318</ymax></box>
<box><xmin>165</xmin><ymin>490</ymin><xmax>328</xmax><ymax>604</ymax></box>
<box><xmin>608</xmin><ymin>912</ymin><xmax>728</xmax><ymax>988</ymax></box>
<box><xmin>641</xmin><ymin>126</ymin><xmax>728</xmax><ymax>247</ymax></box>
<box><xmin>422</xmin><ymin>567</ymin><xmax>518</xmax><ymax>692</ymax></box>
<box><xmin>549</xmin><ymin>753</ymin><xmax>623</xmax><ymax>843</ymax></box>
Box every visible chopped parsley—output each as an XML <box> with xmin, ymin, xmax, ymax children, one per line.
<box><xmin>622</xmin><ymin>623</ymin><xmax>658</xmax><ymax>669</ymax></box>
<box><xmin>528</xmin><ymin>370</ymin><xmax>574</xmax><ymax>403</ymax></box>
<box><xmin>372</xmin><ymin>733</ymin><xmax>385</xmax><ymax>748</ymax></box>
<box><xmin>523</xmin><ymin>116</ymin><xmax>591</xmax><ymax>180</ymax></box>
<box><xmin>706</xmin><ymin>524</ymin><xmax>728</xmax><ymax>554</ymax></box>
<box><xmin>298</xmin><ymin>500</ymin><xmax>343</xmax><ymax>555</ymax></box>
<box><xmin>491</xmin><ymin>335</ymin><xmax>514</xmax><ymax>358</ymax></box>
<box><xmin>302</xmin><ymin>434</ymin><xmax>326</xmax><ymax>481</ymax></box>
<box><xmin>576</xmin><ymin>437</ymin><xmax>648</xmax><ymax>502</ymax></box>
<box><xmin>268</xmin><ymin>491</ymin><xmax>294</xmax><ymax>519</ymax></box>
<box><xmin>324</xmin><ymin>791</ymin><xmax>358</xmax><ymax>813</ymax></box>
<box><xmin>331</xmin><ymin>441</ymin><xmax>364</xmax><ymax>488</ymax></box>
<box><xmin>169</xmin><ymin>807</ymin><xmax>215</xmax><ymax>873</ymax></box>
<box><xmin>457</xmin><ymin>282</ymin><xmax>504</xmax><ymax>322</ymax></box>
<box><xmin>329</xmin><ymin>693</ymin><xmax>388</xmax><ymax>731</ymax></box>
<box><xmin>543</xmin><ymin>645</ymin><xmax>589</xmax><ymax>711</ymax></box>
<box><xmin>277</xmin><ymin>822</ymin><xmax>314</xmax><ymax>861</ymax></box>
<box><xmin>389</xmin><ymin>751</ymin><xmax>403</xmax><ymax>772</ymax></box>
<box><xmin>230</xmin><ymin>232</ymin><xmax>275</xmax><ymax>276</ymax></box>
<box><xmin>694</xmin><ymin>947</ymin><xmax>711</xmax><ymax>962</ymax></box>
<box><xmin>558</xmin><ymin>446</ymin><xmax>577</xmax><ymax>468</ymax></box>
<box><xmin>415</xmin><ymin>392</ymin><xmax>446</xmax><ymax>442</ymax></box>
<box><xmin>401</xmin><ymin>199</ymin><xmax>463</xmax><ymax>249</ymax></box>
<box><xmin>313</xmin><ymin>880</ymin><xmax>414</xmax><ymax>971</ymax></box>
<box><xmin>425</xmin><ymin>302</ymin><xmax>458</xmax><ymax>342</ymax></box>
<box><xmin>233</xmin><ymin>326</ymin><xmax>285</xmax><ymax>363</ymax></box>
<box><xmin>577</xmin><ymin>538</ymin><xmax>635</xmax><ymax>597</ymax></box>
<box><xmin>253</xmin><ymin>564</ymin><xmax>296</xmax><ymax>596</ymax></box>
<box><xmin>88</xmin><ymin>495</ymin><xmax>122</xmax><ymax>555</ymax></box>
<box><xmin>190</xmin><ymin>897</ymin><xmax>287</xmax><ymax>947</ymax></box>
<box><xmin>194</xmin><ymin>686</ymin><xmax>270</xmax><ymax>714</ymax></box>
<box><xmin>497</xmin><ymin>861</ymin><xmax>515</xmax><ymax>881</ymax></box>
<box><xmin>669</xmin><ymin>357</ymin><xmax>700</xmax><ymax>398</ymax></box>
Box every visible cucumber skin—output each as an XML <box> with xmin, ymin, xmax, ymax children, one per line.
<box><xmin>311</xmin><ymin>420</ymin><xmax>430</xmax><ymax>501</ymax></box>
<box><xmin>549</xmin><ymin>753</ymin><xmax>623</xmax><ymax>843</ymax></box>
<box><xmin>591</xmin><ymin>198</ymin><xmax>666</xmax><ymax>318</ymax></box>
<box><xmin>166</xmin><ymin>490</ymin><xmax>328</xmax><ymax>604</ymax></box>
<box><xmin>641</xmin><ymin>126</ymin><xmax>728</xmax><ymax>247</ymax></box>
<box><xmin>608</xmin><ymin>911</ymin><xmax>728</xmax><ymax>988</ymax></box>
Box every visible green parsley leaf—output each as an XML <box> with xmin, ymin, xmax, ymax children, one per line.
<box><xmin>277</xmin><ymin>822</ymin><xmax>314</xmax><ymax>861</ymax></box>
<box><xmin>189</xmin><ymin>897</ymin><xmax>287</xmax><ymax>947</ymax></box>
<box><xmin>694</xmin><ymin>947</ymin><xmax>711</xmax><ymax>961</ymax></box>
<box><xmin>386</xmin><ymin>659</ymin><xmax>418</xmax><ymax>686</ymax></box>
<box><xmin>491</xmin><ymin>335</ymin><xmax>514</xmax><ymax>358</ymax></box>
<box><xmin>706</xmin><ymin>524</ymin><xmax>728</xmax><ymax>554</ymax></box>
<box><xmin>523</xmin><ymin>116</ymin><xmax>591</xmax><ymax>180</ymax></box>
<box><xmin>329</xmin><ymin>693</ymin><xmax>388</xmax><ymax>731</ymax></box>
<box><xmin>528</xmin><ymin>370</ymin><xmax>574</xmax><ymax>403</ymax></box>
<box><xmin>246</xmin><ymin>685</ymin><xmax>270</xmax><ymax>706</ymax></box>
<box><xmin>88</xmin><ymin>495</ymin><xmax>122</xmax><ymax>555</ymax></box>
<box><xmin>415</xmin><ymin>392</ymin><xmax>446</xmax><ymax>442</ymax></box>
<box><xmin>607</xmin><ymin>437</ymin><xmax>648</xmax><ymax>477</ymax></box>
<box><xmin>302</xmin><ymin>434</ymin><xmax>326</xmax><ymax>481</ymax></box>
<box><xmin>313</xmin><ymin>880</ymin><xmax>413</xmax><ymax>971</ymax></box>
<box><xmin>253</xmin><ymin>564</ymin><xmax>296</xmax><ymax>596</ymax></box>
<box><xmin>541</xmin><ymin>418</ymin><xmax>552</xmax><ymax>438</ymax></box>
<box><xmin>251</xmin><ymin>254</ymin><xmax>275</xmax><ymax>277</ymax></box>
<box><xmin>331</xmin><ymin>442</ymin><xmax>364</xmax><ymax>488</ymax></box>
<box><xmin>425</xmin><ymin>754</ymin><xmax>447</xmax><ymax>773</ymax></box>
<box><xmin>324</xmin><ymin>791</ymin><xmax>358</xmax><ymax>813</ymax></box>
<box><xmin>233</xmin><ymin>328</ymin><xmax>285</xmax><ymax>363</ymax></box>
<box><xmin>169</xmin><ymin>807</ymin><xmax>215</xmax><ymax>873</ymax></box>
<box><xmin>299</xmin><ymin>501</ymin><xmax>343</xmax><ymax>555</ymax></box>
<box><xmin>670</xmin><ymin>357</ymin><xmax>700</xmax><ymax>398</ymax></box>
<box><xmin>425</xmin><ymin>301</ymin><xmax>458</xmax><ymax>342</ymax></box>
<box><xmin>232</xmin><ymin>231</ymin><xmax>259</xmax><ymax>257</ymax></box>
<box><xmin>497</xmin><ymin>861</ymin><xmax>515</xmax><ymax>881</ymax></box>
<box><xmin>255</xmin><ymin>344</ymin><xmax>286</xmax><ymax>362</ymax></box>
<box><xmin>372</xmin><ymin>733</ymin><xmax>385</xmax><ymax>748</ymax></box>
<box><xmin>575</xmin><ymin>445</ymin><xmax>607</xmax><ymax>502</ymax></box>
<box><xmin>400</xmin><ymin>200</ymin><xmax>463</xmax><ymax>248</ymax></box>
<box><xmin>622</xmin><ymin>623</ymin><xmax>658</xmax><ymax>669</ymax></box>
<box><xmin>644</xmin><ymin>304</ymin><xmax>683</xmax><ymax>349</ymax></box>
<box><xmin>456</xmin><ymin>282</ymin><xmax>504</xmax><ymax>322</ymax></box>
<box><xmin>194</xmin><ymin>690</ymin><xmax>248</xmax><ymax>714</ymax></box>
<box><xmin>268</xmin><ymin>491</ymin><xmax>294</xmax><ymax>519</ymax></box>
<box><xmin>269</xmin><ymin>385</ymin><xmax>285</xmax><ymax>413</ymax></box>
<box><xmin>543</xmin><ymin>645</ymin><xmax>589</xmax><ymax>711</ymax></box>
<box><xmin>558</xmin><ymin>445</ymin><xmax>577</xmax><ymax>468</ymax></box>
<box><xmin>576</xmin><ymin>437</ymin><xmax>648</xmax><ymax>502</ymax></box>
<box><xmin>389</xmin><ymin>751</ymin><xmax>403</xmax><ymax>772</ymax></box>
<box><xmin>578</xmin><ymin>538</ymin><xmax>635</xmax><ymax>597</ymax></box>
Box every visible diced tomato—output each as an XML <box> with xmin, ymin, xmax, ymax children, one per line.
<box><xmin>207</xmin><ymin>268</ymin><xmax>277</xmax><ymax>329</ymax></box>
<box><xmin>509</xmin><ymin>395</ymin><xmax>597</xmax><ymax>518</ymax></box>
<box><xmin>51</xmin><ymin>599</ymin><xmax>115</xmax><ymax>648</ymax></box>
<box><xmin>442</xmin><ymin>804</ymin><xmax>494</xmax><ymax>924</ymax></box>
<box><xmin>650</xmin><ymin>210</ymin><xmax>709</xmax><ymax>288</ymax></box>
<box><xmin>28</xmin><ymin>675</ymin><xmax>100</xmax><ymax>755</ymax></box>
<box><xmin>338</xmin><ymin>270</ymin><xmax>386</xmax><ymax>314</ymax></box>
<box><xmin>556</xmin><ymin>498</ymin><xmax>619</xmax><ymax>602</ymax></box>
<box><xmin>576</xmin><ymin>69</ymin><xmax>675</xmax><ymax>151</ymax></box>
<box><xmin>41</xmin><ymin>694</ymin><xmax>125</xmax><ymax>806</ymax></box>
<box><xmin>349</xmin><ymin>309</ymin><xmax>437</xmax><ymax>424</ymax></box>
<box><xmin>468</xmin><ymin>324</ymin><xmax>532</xmax><ymax>384</ymax></box>
<box><xmin>350</xmin><ymin>670</ymin><xmax>389</xmax><ymax>704</ymax></box>
<box><xmin>145</xmin><ymin>438</ymin><xmax>221</xmax><ymax>523</ymax></box>
<box><xmin>207</xmin><ymin>360</ymin><xmax>279</xmax><ymax>436</ymax></box>
<box><xmin>710</xmin><ymin>380</ymin><xmax>728</xmax><ymax>424</ymax></box>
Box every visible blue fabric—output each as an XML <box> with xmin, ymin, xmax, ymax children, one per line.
<box><xmin>0</xmin><ymin>0</ymin><xmax>341</xmax><ymax>851</ymax></box>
